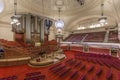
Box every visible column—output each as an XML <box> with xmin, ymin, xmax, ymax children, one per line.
<box><xmin>25</xmin><ymin>14</ymin><xmax>31</xmax><ymax>44</ymax></box>
<box><xmin>40</xmin><ymin>19</ymin><xmax>44</xmax><ymax>42</ymax></box>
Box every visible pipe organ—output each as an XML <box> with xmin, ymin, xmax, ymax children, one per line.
<box><xmin>12</xmin><ymin>14</ymin><xmax>53</xmax><ymax>45</ymax></box>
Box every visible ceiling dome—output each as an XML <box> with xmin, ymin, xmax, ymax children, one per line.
<box><xmin>27</xmin><ymin>0</ymin><xmax>99</xmax><ymax>12</ymax></box>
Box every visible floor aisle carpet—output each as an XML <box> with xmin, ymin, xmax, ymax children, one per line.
<box><xmin>0</xmin><ymin>50</ymin><xmax>120</xmax><ymax>80</ymax></box>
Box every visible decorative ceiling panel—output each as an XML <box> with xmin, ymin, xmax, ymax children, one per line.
<box><xmin>0</xmin><ymin>0</ymin><xmax>119</xmax><ymax>32</ymax></box>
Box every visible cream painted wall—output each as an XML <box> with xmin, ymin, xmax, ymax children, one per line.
<box><xmin>49</xmin><ymin>27</ymin><xmax>55</xmax><ymax>40</ymax></box>
<box><xmin>63</xmin><ymin>31</ymin><xmax>70</xmax><ymax>39</ymax></box>
<box><xmin>0</xmin><ymin>26</ymin><xmax>14</xmax><ymax>41</ymax></box>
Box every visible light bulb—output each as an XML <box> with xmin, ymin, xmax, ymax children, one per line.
<box><xmin>11</xmin><ymin>21</ymin><xmax>15</xmax><ymax>24</ymax></box>
<box><xmin>105</xmin><ymin>22</ymin><xmax>108</xmax><ymax>24</ymax></box>
<box><xmin>99</xmin><ymin>19</ymin><xmax>106</xmax><ymax>23</ymax></box>
<box><xmin>13</xmin><ymin>18</ymin><xmax>18</xmax><ymax>23</ymax></box>
<box><xmin>16</xmin><ymin>22</ymin><xmax>20</xmax><ymax>25</ymax></box>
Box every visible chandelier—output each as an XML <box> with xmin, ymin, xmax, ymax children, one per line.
<box><xmin>98</xmin><ymin>0</ymin><xmax>107</xmax><ymax>23</ymax></box>
<box><xmin>11</xmin><ymin>0</ymin><xmax>20</xmax><ymax>25</ymax></box>
<box><xmin>55</xmin><ymin>8</ymin><xmax>64</xmax><ymax>29</ymax></box>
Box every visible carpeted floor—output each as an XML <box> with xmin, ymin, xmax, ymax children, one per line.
<box><xmin>0</xmin><ymin>50</ymin><xmax>120</xmax><ymax>80</ymax></box>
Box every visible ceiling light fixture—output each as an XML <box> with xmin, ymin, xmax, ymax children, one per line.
<box><xmin>98</xmin><ymin>0</ymin><xmax>107</xmax><ymax>23</ymax></box>
<box><xmin>11</xmin><ymin>0</ymin><xmax>20</xmax><ymax>25</ymax></box>
<box><xmin>55</xmin><ymin>7</ymin><xmax>64</xmax><ymax>29</ymax></box>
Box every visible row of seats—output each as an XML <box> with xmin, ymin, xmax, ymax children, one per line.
<box><xmin>66</xmin><ymin>58</ymin><xmax>114</xmax><ymax>80</ymax></box>
<box><xmin>65</xmin><ymin>34</ymin><xmax>86</xmax><ymax>42</ymax></box>
<box><xmin>64</xmin><ymin>30</ymin><xmax>119</xmax><ymax>43</ymax></box>
<box><xmin>26</xmin><ymin>71</ymin><xmax>41</xmax><ymax>77</ymax></box>
<box><xmin>84</xmin><ymin>32</ymin><xmax>105</xmax><ymax>42</ymax></box>
<box><xmin>74</xmin><ymin>52</ymin><xmax>120</xmax><ymax>70</ymax></box>
<box><xmin>24</xmin><ymin>71</ymin><xmax>45</xmax><ymax>80</ymax></box>
<box><xmin>0</xmin><ymin>39</ymin><xmax>59</xmax><ymax>55</ymax></box>
<box><xmin>0</xmin><ymin>39</ymin><xmax>22</xmax><ymax>47</ymax></box>
<box><xmin>64</xmin><ymin>31</ymin><xmax>105</xmax><ymax>42</ymax></box>
<box><xmin>49</xmin><ymin>58</ymin><xmax>115</xmax><ymax>80</ymax></box>
<box><xmin>0</xmin><ymin>75</ymin><xmax>17</xmax><ymax>80</ymax></box>
<box><xmin>108</xmin><ymin>30</ymin><xmax>119</xmax><ymax>43</ymax></box>
<box><xmin>0</xmin><ymin>71</ymin><xmax>45</xmax><ymax>80</ymax></box>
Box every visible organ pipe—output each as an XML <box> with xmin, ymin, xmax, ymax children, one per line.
<box><xmin>12</xmin><ymin>13</ymin><xmax>53</xmax><ymax>44</ymax></box>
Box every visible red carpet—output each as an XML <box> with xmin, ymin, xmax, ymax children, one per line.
<box><xmin>0</xmin><ymin>50</ymin><xmax>120</xmax><ymax>80</ymax></box>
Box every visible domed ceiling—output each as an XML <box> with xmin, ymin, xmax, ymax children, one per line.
<box><xmin>0</xmin><ymin>0</ymin><xmax>120</xmax><ymax>32</ymax></box>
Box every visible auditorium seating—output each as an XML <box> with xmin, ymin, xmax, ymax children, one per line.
<box><xmin>87</xmin><ymin>65</ymin><xmax>94</xmax><ymax>72</ymax></box>
<box><xmin>108</xmin><ymin>30</ymin><xmax>119</xmax><ymax>43</ymax></box>
<box><xmin>64</xmin><ymin>30</ymin><xmax>120</xmax><ymax>43</ymax></box>
<box><xmin>24</xmin><ymin>71</ymin><xmax>45</xmax><ymax>80</ymax></box>
<box><xmin>84</xmin><ymin>31</ymin><xmax>105</xmax><ymax>42</ymax></box>
<box><xmin>96</xmin><ymin>67</ymin><xmax>102</xmax><ymax>76</ymax></box>
<box><xmin>26</xmin><ymin>71</ymin><xmax>41</xmax><ymax>78</ymax></box>
<box><xmin>118</xmin><ymin>72</ymin><xmax>120</xmax><ymax>80</ymax></box>
<box><xmin>77</xmin><ymin>74</ymin><xmax>86</xmax><ymax>80</ymax></box>
<box><xmin>0</xmin><ymin>39</ymin><xmax>22</xmax><ymax>48</ymax></box>
<box><xmin>0</xmin><ymin>75</ymin><xmax>17</xmax><ymax>80</ymax></box>
<box><xmin>59</xmin><ymin>67</ymin><xmax>71</xmax><ymax>77</ymax></box>
<box><xmin>74</xmin><ymin>61</ymin><xmax>82</xmax><ymax>68</ymax></box>
<box><xmin>0</xmin><ymin>50</ymin><xmax>120</xmax><ymax>80</ymax></box>
<box><xmin>0</xmin><ymin>39</ymin><xmax>59</xmax><ymax>56</ymax></box>
<box><xmin>49</xmin><ymin>63</ymin><xmax>62</xmax><ymax>70</ymax></box>
<box><xmin>70</xmin><ymin>70</ymin><xmax>79</xmax><ymax>79</ymax></box>
<box><xmin>74</xmin><ymin>52</ymin><xmax>120</xmax><ymax>70</ymax></box>
<box><xmin>64</xmin><ymin>31</ymin><xmax>106</xmax><ymax>42</ymax></box>
<box><xmin>106</xmin><ymin>69</ymin><xmax>112</xmax><ymax>80</ymax></box>
<box><xmin>64</xmin><ymin>33</ymin><xmax>86</xmax><ymax>42</ymax></box>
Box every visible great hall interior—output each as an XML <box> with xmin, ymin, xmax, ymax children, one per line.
<box><xmin>0</xmin><ymin>0</ymin><xmax>120</xmax><ymax>80</ymax></box>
